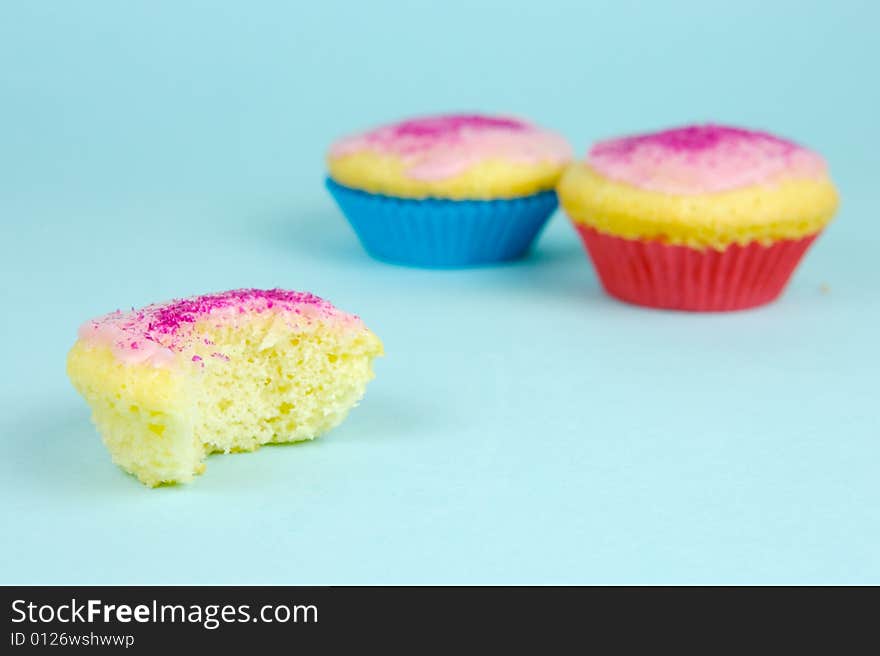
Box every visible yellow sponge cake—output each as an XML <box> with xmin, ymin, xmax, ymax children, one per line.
<box><xmin>67</xmin><ymin>289</ymin><xmax>383</xmax><ymax>486</ymax></box>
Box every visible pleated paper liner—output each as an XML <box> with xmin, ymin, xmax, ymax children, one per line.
<box><xmin>574</xmin><ymin>224</ymin><xmax>820</xmax><ymax>312</ymax></box>
<box><xmin>326</xmin><ymin>178</ymin><xmax>558</xmax><ymax>268</ymax></box>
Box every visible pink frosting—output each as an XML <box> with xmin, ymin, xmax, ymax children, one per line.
<box><xmin>329</xmin><ymin>113</ymin><xmax>572</xmax><ymax>180</ymax></box>
<box><xmin>587</xmin><ymin>124</ymin><xmax>828</xmax><ymax>194</ymax></box>
<box><xmin>77</xmin><ymin>289</ymin><xmax>361</xmax><ymax>368</ymax></box>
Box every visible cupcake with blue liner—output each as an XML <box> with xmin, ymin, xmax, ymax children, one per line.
<box><xmin>326</xmin><ymin>113</ymin><xmax>572</xmax><ymax>267</ymax></box>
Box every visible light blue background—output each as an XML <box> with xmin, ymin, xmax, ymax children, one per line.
<box><xmin>1</xmin><ymin>1</ymin><xmax>877</xmax><ymax>584</ymax></box>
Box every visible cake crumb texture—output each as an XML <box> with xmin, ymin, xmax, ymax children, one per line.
<box><xmin>67</xmin><ymin>289</ymin><xmax>383</xmax><ymax>486</ymax></box>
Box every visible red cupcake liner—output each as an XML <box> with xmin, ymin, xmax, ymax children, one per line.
<box><xmin>574</xmin><ymin>225</ymin><xmax>820</xmax><ymax>312</ymax></box>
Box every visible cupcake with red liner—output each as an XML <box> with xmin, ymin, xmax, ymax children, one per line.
<box><xmin>558</xmin><ymin>124</ymin><xmax>839</xmax><ymax>311</ymax></box>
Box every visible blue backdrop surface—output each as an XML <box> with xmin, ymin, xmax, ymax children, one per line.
<box><xmin>0</xmin><ymin>1</ymin><xmax>877</xmax><ymax>584</ymax></box>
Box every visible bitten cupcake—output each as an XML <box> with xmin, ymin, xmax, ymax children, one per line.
<box><xmin>558</xmin><ymin>124</ymin><xmax>839</xmax><ymax>311</ymax></box>
<box><xmin>67</xmin><ymin>289</ymin><xmax>383</xmax><ymax>486</ymax></box>
<box><xmin>326</xmin><ymin>113</ymin><xmax>572</xmax><ymax>267</ymax></box>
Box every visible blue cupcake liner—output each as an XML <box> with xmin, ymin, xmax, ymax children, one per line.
<box><xmin>325</xmin><ymin>178</ymin><xmax>559</xmax><ymax>267</ymax></box>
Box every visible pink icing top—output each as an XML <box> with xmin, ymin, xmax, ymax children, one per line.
<box><xmin>77</xmin><ymin>289</ymin><xmax>360</xmax><ymax>368</ymax></box>
<box><xmin>587</xmin><ymin>124</ymin><xmax>828</xmax><ymax>194</ymax></box>
<box><xmin>329</xmin><ymin>113</ymin><xmax>572</xmax><ymax>180</ymax></box>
